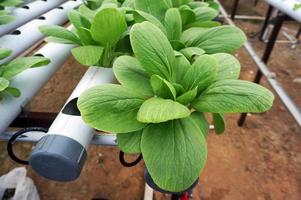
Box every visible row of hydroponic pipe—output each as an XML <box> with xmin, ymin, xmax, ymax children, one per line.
<box><xmin>0</xmin><ymin>0</ymin><xmax>274</xmax><ymax>196</ymax></box>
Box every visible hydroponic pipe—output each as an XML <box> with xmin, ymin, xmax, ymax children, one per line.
<box><xmin>0</xmin><ymin>0</ymin><xmax>82</xmax><ymax>64</ymax></box>
<box><xmin>266</xmin><ymin>0</ymin><xmax>301</xmax><ymax>23</ymax></box>
<box><xmin>0</xmin><ymin>43</ymin><xmax>74</xmax><ymax>134</ymax></box>
<box><xmin>0</xmin><ymin>131</ymin><xmax>118</xmax><ymax>145</ymax></box>
<box><xmin>0</xmin><ymin>0</ymin><xmax>69</xmax><ymax>37</ymax></box>
<box><xmin>29</xmin><ymin>67</ymin><xmax>115</xmax><ymax>182</ymax></box>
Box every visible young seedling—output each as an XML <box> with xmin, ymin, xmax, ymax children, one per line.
<box><xmin>0</xmin><ymin>48</ymin><xmax>50</xmax><ymax>100</ymax></box>
<box><xmin>39</xmin><ymin>4</ymin><xmax>130</xmax><ymax>67</ymax></box>
<box><xmin>77</xmin><ymin>22</ymin><xmax>274</xmax><ymax>192</ymax></box>
<box><xmin>0</xmin><ymin>0</ymin><xmax>23</xmax><ymax>25</ymax></box>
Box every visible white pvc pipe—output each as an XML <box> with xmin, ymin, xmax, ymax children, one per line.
<box><xmin>0</xmin><ymin>0</ymin><xmax>82</xmax><ymax>64</ymax></box>
<box><xmin>266</xmin><ymin>0</ymin><xmax>301</xmax><ymax>23</ymax></box>
<box><xmin>0</xmin><ymin>43</ymin><xmax>74</xmax><ymax>134</ymax></box>
<box><xmin>0</xmin><ymin>0</ymin><xmax>69</xmax><ymax>36</ymax></box>
<box><xmin>48</xmin><ymin>67</ymin><xmax>115</xmax><ymax>149</ymax></box>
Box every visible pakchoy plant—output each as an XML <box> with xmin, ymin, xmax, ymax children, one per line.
<box><xmin>39</xmin><ymin>6</ymin><xmax>129</xmax><ymax>67</ymax></box>
<box><xmin>0</xmin><ymin>0</ymin><xmax>23</xmax><ymax>25</ymax></box>
<box><xmin>77</xmin><ymin>22</ymin><xmax>274</xmax><ymax>192</ymax></box>
<box><xmin>124</xmin><ymin>0</ymin><xmax>245</xmax><ymax>64</ymax></box>
<box><xmin>0</xmin><ymin>48</ymin><xmax>50</xmax><ymax>100</ymax></box>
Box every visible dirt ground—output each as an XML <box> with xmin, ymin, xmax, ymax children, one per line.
<box><xmin>1</xmin><ymin>0</ymin><xmax>301</xmax><ymax>199</ymax></box>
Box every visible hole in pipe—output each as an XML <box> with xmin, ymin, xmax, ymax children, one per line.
<box><xmin>22</xmin><ymin>5</ymin><xmax>29</xmax><ymax>9</ymax></box>
<box><xmin>62</xmin><ymin>98</ymin><xmax>81</xmax><ymax>116</ymax></box>
<box><xmin>57</xmin><ymin>6</ymin><xmax>63</xmax><ymax>9</ymax></box>
<box><xmin>10</xmin><ymin>30</ymin><xmax>21</xmax><ymax>35</ymax></box>
<box><xmin>33</xmin><ymin>54</ymin><xmax>45</xmax><ymax>57</ymax></box>
<box><xmin>38</xmin><ymin>16</ymin><xmax>46</xmax><ymax>20</ymax></box>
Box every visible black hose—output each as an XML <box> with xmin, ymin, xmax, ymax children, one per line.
<box><xmin>119</xmin><ymin>151</ymin><xmax>142</xmax><ymax>167</ymax></box>
<box><xmin>7</xmin><ymin>127</ymin><xmax>48</xmax><ymax>165</ymax></box>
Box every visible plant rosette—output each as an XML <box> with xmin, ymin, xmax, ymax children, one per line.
<box><xmin>77</xmin><ymin>22</ymin><xmax>274</xmax><ymax>192</ymax></box>
<box><xmin>123</xmin><ymin>0</ymin><xmax>245</xmax><ymax>64</ymax></box>
<box><xmin>0</xmin><ymin>0</ymin><xmax>23</xmax><ymax>25</ymax></box>
<box><xmin>0</xmin><ymin>48</ymin><xmax>50</xmax><ymax>100</ymax></box>
<box><xmin>39</xmin><ymin>4</ymin><xmax>131</xmax><ymax>68</ymax></box>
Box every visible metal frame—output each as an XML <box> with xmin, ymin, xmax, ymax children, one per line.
<box><xmin>215</xmin><ymin>0</ymin><xmax>301</xmax><ymax>127</ymax></box>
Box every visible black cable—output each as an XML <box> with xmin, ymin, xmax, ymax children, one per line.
<box><xmin>7</xmin><ymin>127</ymin><xmax>48</xmax><ymax>165</ymax></box>
<box><xmin>119</xmin><ymin>151</ymin><xmax>142</xmax><ymax>167</ymax></box>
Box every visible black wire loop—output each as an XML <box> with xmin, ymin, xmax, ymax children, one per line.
<box><xmin>119</xmin><ymin>151</ymin><xmax>142</xmax><ymax>167</ymax></box>
<box><xmin>7</xmin><ymin>127</ymin><xmax>48</xmax><ymax>165</ymax></box>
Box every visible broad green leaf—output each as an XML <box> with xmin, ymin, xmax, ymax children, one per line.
<box><xmin>179</xmin><ymin>6</ymin><xmax>196</xmax><ymax>25</ymax></box>
<box><xmin>137</xmin><ymin>97</ymin><xmax>190</xmax><ymax>123</ymax></box>
<box><xmin>173</xmin><ymin>82</ymin><xmax>185</xmax><ymax>96</ymax></box>
<box><xmin>164</xmin><ymin>8</ymin><xmax>182</xmax><ymax>41</ymax></box>
<box><xmin>0</xmin><ymin>77</ymin><xmax>9</xmax><ymax>92</ymax></box>
<box><xmin>194</xmin><ymin>6</ymin><xmax>218</xmax><ymax>22</ymax></box>
<box><xmin>192</xmin><ymin>80</ymin><xmax>274</xmax><ymax>113</ymax></box>
<box><xmin>117</xmin><ymin>130</ymin><xmax>142</xmax><ymax>154</ymax></box>
<box><xmin>68</xmin><ymin>10</ymin><xmax>91</xmax><ymax>30</ymax></box>
<box><xmin>208</xmin><ymin>1</ymin><xmax>219</xmax><ymax>11</ymax></box>
<box><xmin>113</xmin><ymin>55</ymin><xmax>153</xmax><ymax>96</ymax></box>
<box><xmin>0</xmin><ymin>14</ymin><xmax>15</xmax><ymax>25</ymax></box>
<box><xmin>39</xmin><ymin>25</ymin><xmax>81</xmax><ymax>45</ymax></box>
<box><xmin>122</xmin><ymin>0</ymin><xmax>135</xmax><ymax>8</ymax></box>
<box><xmin>1</xmin><ymin>57</ymin><xmax>50</xmax><ymax>79</ymax></box>
<box><xmin>5</xmin><ymin>87</ymin><xmax>21</xmax><ymax>97</ymax></box>
<box><xmin>0</xmin><ymin>0</ymin><xmax>22</xmax><ymax>6</ymax></box>
<box><xmin>184</xmin><ymin>21</ymin><xmax>221</xmax><ymax>29</ymax></box>
<box><xmin>78</xmin><ymin>84</ymin><xmax>146</xmax><ymax>133</ymax></box>
<box><xmin>188</xmin><ymin>2</ymin><xmax>209</xmax><ymax>9</ymax></box>
<box><xmin>170</xmin><ymin>40</ymin><xmax>185</xmax><ymax>51</ymax></box>
<box><xmin>134</xmin><ymin>0</ymin><xmax>171</xmax><ymax>21</ymax></box>
<box><xmin>212</xmin><ymin>113</ymin><xmax>226</xmax><ymax>134</ymax></box>
<box><xmin>77</xmin><ymin>27</ymin><xmax>96</xmax><ymax>45</ymax></box>
<box><xmin>150</xmin><ymin>75</ymin><xmax>176</xmax><ymax>100</ymax></box>
<box><xmin>176</xmin><ymin>87</ymin><xmax>197</xmax><ymax>105</ymax></box>
<box><xmin>172</xmin><ymin>53</ymin><xmax>191</xmax><ymax>84</ymax></box>
<box><xmin>213</xmin><ymin>53</ymin><xmax>240</xmax><ymax>81</ymax></box>
<box><xmin>130</xmin><ymin>21</ymin><xmax>175</xmax><ymax>81</ymax></box>
<box><xmin>91</xmin><ymin>8</ymin><xmax>127</xmax><ymax>46</ymax></box>
<box><xmin>182</xmin><ymin>54</ymin><xmax>217</xmax><ymax>92</ymax></box>
<box><xmin>0</xmin><ymin>48</ymin><xmax>12</xmax><ymax>60</ymax></box>
<box><xmin>180</xmin><ymin>27</ymin><xmax>207</xmax><ymax>46</ymax></box>
<box><xmin>188</xmin><ymin>26</ymin><xmax>247</xmax><ymax>54</ymax></box>
<box><xmin>141</xmin><ymin>117</ymin><xmax>207</xmax><ymax>192</ymax></box>
<box><xmin>78</xmin><ymin>5</ymin><xmax>96</xmax><ymax>20</ymax></box>
<box><xmin>133</xmin><ymin>10</ymin><xmax>166</xmax><ymax>34</ymax></box>
<box><xmin>180</xmin><ymin>47</ymin><xmax>205</xmax><ymax>62</ymax></box>
<box><xmin>71</xmin><ymin>45</ymin><xmax>103</xmax><ymax>66</ymax></box>
<box><xmin>191</xmin><ymin>112</ymin><xmax>209</xmax><ymax>138</ymax></box>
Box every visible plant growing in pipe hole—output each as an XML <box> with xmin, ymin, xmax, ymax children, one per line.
<box><xmin>77</xmin><ymin>22</ymin><xmax>274</xmax><ymax>192</ymax></box>
<box><xmin>121</xmin><ymin>0</ymin><xmax>246</xmax><ymax>65</ymax></box>
<box><xmin>0</xmin><ymin>0</ymin><xmax>23</xmax><ymax>25</ymax></box>
<box><xmin>0</xmin><ymin>48</ymin><xmax>50</xmax><ymax>100</ymax></box>
<box><xmin>39</xmin><ymin>4</ymin><xmax>131</xmax><ymax>67</ymax></box>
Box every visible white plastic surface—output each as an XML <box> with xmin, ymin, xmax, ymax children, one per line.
<box><xmin>0</xmin><ymin>0</ymin><xmax>69</xmax><ymax>36</ymax></box>
<box><xmin>47</xmin><ymin>67</ymin><xmax>115</xmax><ymax>149</ymax></box>
<box><xmin>0</xmin><ymin>0</ymin><xmax>82</xmax><ymax>64</ymax></box>
<box><xmin>0</xmin><ymin>43</ymin><xmax>74</xmax><ymax>134</ymax></box>
<box><xmin>266</xmin><ymin>0</ymin><xmax>301</xmax><ymax>23</ymax></box>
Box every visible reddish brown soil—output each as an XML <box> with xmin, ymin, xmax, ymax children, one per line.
<box><xmin>1</xmin><ymin>0</ymin><xmax>301</xmax><ymax>199</ymax></box>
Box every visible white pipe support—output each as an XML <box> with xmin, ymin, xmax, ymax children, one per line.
<box><xmin>29</xmin><ymin>67</ymin><xmax>115</xmax><ymax>182</ymax></box>
<box><xmin>0</xmin><ymin>43</ymin><xmax>74</xmax><ymax>134</ymax></box>
<box><xmin>0</xmin><ymin>0</ymin><xmax>69</xmax><ymax>37</ymax></box>
<box><xmin>266</xmin><ymin>0</ymin><xmax>301</xmax><ymax>23</ymax></box>
<box><xmin>0</xmin><ymin>0</ymin><xmax>82</xmax><ymax>64</ymax></box>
